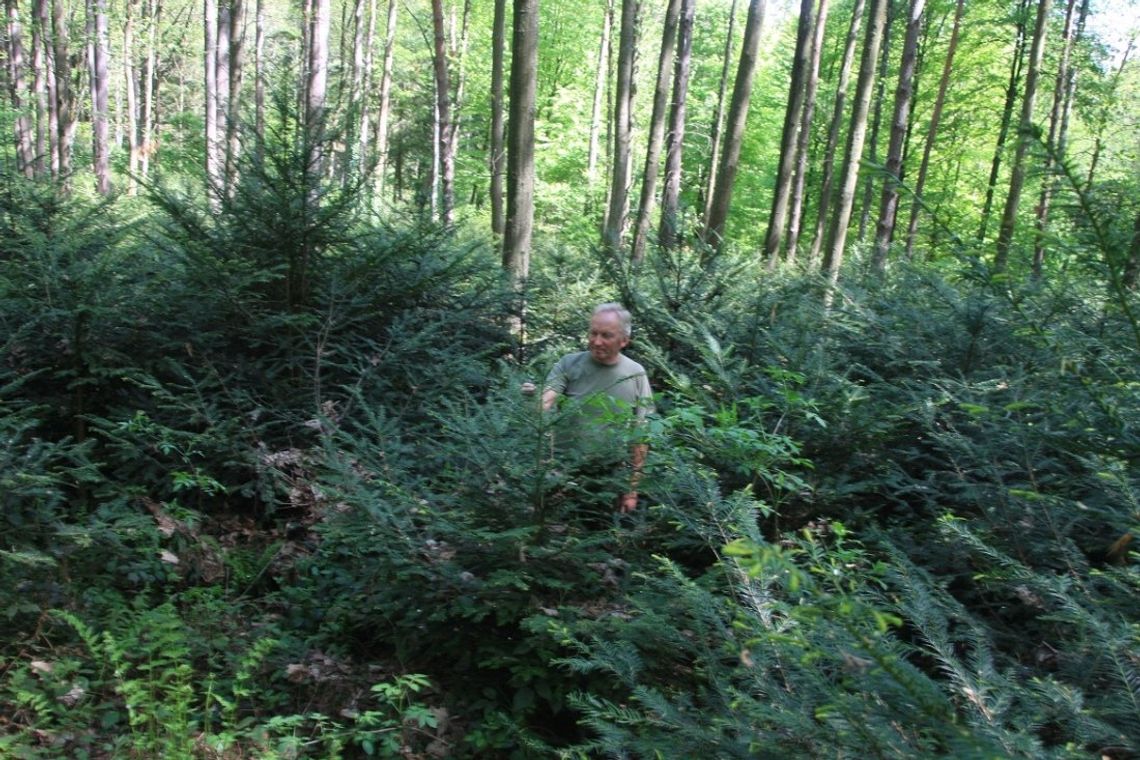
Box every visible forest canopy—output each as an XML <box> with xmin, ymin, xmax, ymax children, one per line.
<box><xmin>2</xmin><ymin>0</ymin><xmax>1139</xmax><ymax>756</ymax></box>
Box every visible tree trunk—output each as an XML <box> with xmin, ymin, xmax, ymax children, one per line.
<box><xmin>124</xmin><ymin>0</ymin><xmax>140</xmax><ymax>191</ymax></box>
<box><xmin>89</xmin><ymin>0</ymin><xmax>111</xmax><ymax>194</ymax></box>
<box><xmin>1031</xmin><ymin>0</ymin><xmax>1081</xmax><ymax>278</ymax></box>
<box><xmin>446</xmin><ymin>0</ymin><xmax>471</xmax><ymax>190</ymax></box>
<box><xmin>807</xmin><ymin>0</ymin><xmax>863</xmax><ymax>266</ymax></box>
<box><xmin>871</xmin><ymin>0</ymin><xmax>925</xmax><ymax>273</ymax></box>
<box><xmin>994</xmin><ymin>0</ymin><xmax>1051</xmax><ymax>273</ymax></box>
<box><xmin>52</xmin><ymin>0</ymin><xmax>74</xmax><ymax>179</ymax></box>
<box><xmin>857</xmin><ymin>0</ymin><xmax>893</xmax><ymax>242</ymax></box>
<box><xmin>31</xmin><ymin>0</ymin><xmax>48</xmax><ymax>177</ymax></box>
<box><xmin>904</xmin><ymin>0</ymin><xmax>963</xmax><ymax>259</ymax></box>
<box><xmin>372</xmin><ymin>0</ymin><xmax>396</xmax><ymax>196</ymax></box>
<box><xmin>204</xmin><ymin>0</ymin><xmax>220</xmax><ymax>194</ymax></box>
<box><xmin>140</xmin><ymin>0</ymin><xmax>160</xmax><ymax>178</ymax></box>
<box><xmin>977</xmin><ymin>0</ymin><xmax>1029</xmax><ymax>243</ymax></box>
<box><xmin>253</xmin><ymin>0</ymin><xmax>265</xmax><ymax>154</ymax></box>
<box><xmin>702</xmin><ymin>0</ymin><xmax>765</xmax><ymax>249</ymax></box>
<box><xmin>5</xmin><ymin>0</ymin><xmax>35</xmax><ymax>177</ymax></box>
<box><xmin>489</xmin><ymin>0</ymin><xmax>507</xmax><ymax>235</ymax></box>
<box><xmin>822</xmin><ymin>0</ymin><xmax>887</xmax><ymax>289</ymax></box>
<box><xmin>702</xmin><ymin>0</ymin><xmax>737</xmax><ymax>226</ymax></box>
<box><xmin>763</xmin><ymin>0</ymin><xmax>814</xmax><ymax>266</ymax></box>
<box><xmin>657</xmin><ymin>0</ymin><xmax>694</xmax><ymax>252</ymax></box>
<box><xmin>502</xmin><ymin>0</ymin><xmax>538</xmax><ymax>286</ymax></box>
<box><xmin>601</xmin><ymin>0</ymin><xmax>638</xmax><ymax>253</ymax></box>
<box><xmin>629</xmin><ymin>0</ymin><xmax>681</xmax><ymax>263</ymax></box>
<box><xmin>586</xmin><ymin>0</ymin><xmax>613</xmax><ymax>188</ymax></box>
<box><xmin>225</xmin><ymin>0</ymin><xmax>244</xmax><ymax>190</ymax></box>
<box><xmin>430</xmin><ymin>0</ymin><xmax>453</xmax><ymax>225</ymax></box>
<box><xmin>785</xmin><ymin>0</ymin><xmax>829</xmax><ymax>263</ymax></box>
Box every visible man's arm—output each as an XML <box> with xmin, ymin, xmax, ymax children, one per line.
<box><xmin>620</xmin><ymin>442</ymin><xmax>648</xmax><ymax>513</ymax></box>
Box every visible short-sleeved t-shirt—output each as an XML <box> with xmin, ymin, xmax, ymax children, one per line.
<box><xmin>544</xmin><ymin>351</ymin><xmax>655</xmax><ymax>424</ymax></box>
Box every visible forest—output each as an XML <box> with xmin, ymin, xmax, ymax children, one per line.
<box><xmin>2</xmin><ymin>0</ymin><xmax>1139</xmax><ymax>755</ymax></box>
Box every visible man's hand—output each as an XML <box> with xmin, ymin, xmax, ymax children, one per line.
<box><xmin>620</xmin><ymin>492</ymin><xmax>638</xmax><ymax>513</ymax></box>
<box><xmin>520</xmin><ymin>381</ymin><xmax>537</xmax><ymax>395</ymax></box>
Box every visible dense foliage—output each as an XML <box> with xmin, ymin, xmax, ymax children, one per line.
<box><xmin>2</xmin><ymin>95</ymin><xmax>1138</xmax><ymax>759</ymax></box>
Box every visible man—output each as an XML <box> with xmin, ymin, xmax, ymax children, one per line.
<box><xmin>524</xmin><ymin>303</ymin><xmax>654</xmax><ymax>513</ymax></box>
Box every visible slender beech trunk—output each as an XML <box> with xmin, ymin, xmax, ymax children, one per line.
<box><xmin>204</xmin><ymin>0</ymin><xmax>220</xmax><ymax>193</ymax></box>
<box><xmin>763</xmin><ymin>0</ymin><xmax>814</xmax><ymax>266</ymax></box>
<box><xmin>702</xmin><ymin>0</ymin><xmax>765</xmax><ymax>249</ymax></box>
<box><xmin>658</xmin><ymin>0</ymin><xmax>694</xmax><ymax>253</ymax></box>
<box><xmin>1031</xmin><ymin>0</ymin><xmax>1081</xmax><ymax>278</ymax></box>
<box><xmin>89</xmin><ymin>0</ymin><xmax>111</xmax><ymax>194</ymax></box>
<box><xmin>37</xmin><ymin>0</ymin><xmax>60</xmax><ymax>177</ymax></box>
<box><xmin>5</xmin><ymin>0</ymin><xmax>35</xmax><ymax>176</ymax></box>
<box><xmin>904</xmin><ymin>0</ymin><xmax>963</xmax><ymax>259</ymax></box>
<box><xmin>1085</xmin><ymin>37</ymin><xmax>1131</xmax><ymax>192</ymax></box>
<box><xmin>31</xmin><ymin>0</ymin><xmax>47</xmax><ymax>176</ymax></box>
<box><xmin>808</xmin><ymin>0</ymin><xmax>863</xmax><ymax>266</ymax></box>
<box><xmin>978</xmin><ymin>0</ymin><xmax>1029</xmax><ymax>242</ymax></box>
<box><xmin>489</xmin><ymin>0</ymin><xmax>506</xmax><ymax>234</ymax></box>
<box><xmin>140</xmin><ymin>0</ymin><xmax>160</xmax><ymax>178</ymax></box>
<box><xmin>52</xmin><ymin>0</ymin><xmax>73</xmax><ymax>178</ymax></box>
<box><xmin>225</xmin><ymin>0</ymin><xmax>244</xmax><ymax>190</ymax></box>
<box><xmin>502</xmin><ymin>0</ymin><xmax>538</xmax><ymax>286</ymax></box>
<box><xmin>586</xmin><ymin>0</ymin><xmax>613</xmax><ymax>187</ymax></box>
<box><xmin>372</xmin><ymin>0</ymin><xmax>396</xmax><ymax>196</ymax></box>
<box><xmin>602</xmin><ymin>0</ymin><xmax>638</xmax><ymax>253</ymax></box>
<box><xmin>124</xmin><ymin>0</ymin><xmax>139</xmax><ymax>190</ymax></box>
<box><xmin>871</xmin><ymin>0</ymin><xmax>925</xmax><ymax>273</ymax></box>
<box><xmin>785</xmin><ymin>0</ymin><xmax>829</xmax><ymax>263</ymax></box>
<box><xmin>630</xmin><ymin>0</ymin><xmax>681</xmax><ymax>263</ymax></box>
<box><xmin>430</xmin><ymin>0</ymin><xmax>453</xmax><ymax>224</ymax></box>
<box><xmin>702</xmin><ymin>0</ymin><xmax>737</xmax><ymax>225</ymax></box>
<box><xmin>994</xmin><ymin>0</ymin><xmax>1051</xmax><ymax>273</ymax></box>
<box><xmin>822</xmin><ymin>0</ymin><xmax>887</xmax><ymax>290</ymax></box>
<box><xmin>446</xmin><ymin>0</ymin><xmax>471</xmax><ymax>185</ymax></box>
<box><xmin>857</xmin><ymin>0</ymin><xmax>893</xmax><ymax>241</ymax></box>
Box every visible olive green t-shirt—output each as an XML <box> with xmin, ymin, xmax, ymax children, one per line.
<box><xmin>544</xmin><ymin>352</ymin><xmax>654</xmax><ymax>455</ymax></box>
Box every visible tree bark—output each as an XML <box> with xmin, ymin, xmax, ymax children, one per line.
<box><xmin>977</xmin><ymin>0</ymin><xmax>1029</xmax><ymax>243</ymax></box>
<box><xmin>994</xmin><ymin>0</ymin><xmax>1051</xmax><ymax>273</ymax></box>
<box><xmin>586</xmin><ymin>0</ymin><xmax>613</xmax><ymax>188</ymax></box>
<box><xmin>657</xmin><ymin>0</ymin><xmax>694</xmax><ymax>253</ymax></box>
<box><xmin>225</xmin><ymin>0</ymin><xmax>244</xmax><ymax>190</ymax></box>
<box><xmin>785</xmin><ymin>0</ymin><xmax>829</xmax><ymax>263</ymax></box>
<box><xmin>702</xmin><ymin>0</ymin><xmax>765</xmax><ymax>249</ymax></box>
<box><xmin>489</xmin><ymin>0</ymin><xmax>507</xmax><ymax>234</ymax></box>
<box><xmin>51</xmin><ymin>0</ymin><xmax>74</xmax><ymax>179</ymax></box>
<box><xmin>30</xmin><ymin>0</ymin><xmax>48</xmax><ymax>177</ymax></box>
<box><xmin>372</xmin><ymin>0</ymin><xmax>396</xmax><ymax>196</ymax></box>
<box><xmin>502</xmin><ymin>0</ymin><xmax>538</xmax><ymax>286</ymax></box>
<box><xmin>5</xmin><ymin>0</ymin><xmax>35</xmax><ymax>177</ymax></box>
<box><xmin>904</xmin><ymin>0</ymin><xmax>963</xmax><ymax>259</ymax></box>
<box><xmin>629</xmin><ymin>0</ymin><xmax>681</xmax><ymax>263</ymax></box>
<box><xmin>1031</xmin><ymin>0</ymin><xmax>1082</xmax><ymax>278</ymax></box>
<box><xmin>430</xmin><ymin>0</ymin><xmax>453</xmax><ymax>224</ymax></box>
<box><xmin>253</xmin><ymin>0</ymin><xmax>264</xmax><ymax>155</ymax></box>
<box><xmin>601</xmin><ymin>0</ymin><xmax>638</xmax><ymax>254</ymax></box>
<box><xmin>808</xmin><ymin>0</ymin><xmax>863</xmax><ymax>266</ymax></box>
<box><xmin>871</xmin><ymin>0</ymin><xmax>926</xmax><ymax>273</ymax></box>
<box><xmin>124</xmin><ymin>0</ymin><xmax>140</xmax><ymax>191</ymax></box>
<box><xmin>89</xmin><ymin>0</ymin><xmax>111</xmax><ymax>194</ymax></box>
<box><xmin>140</xmin><ymin>0</ymin><xmax>160</xmax><ymax>179</ymax></box>
<box><xmin>702</xmin><ymin>0</ymin><xmax>737</xmax><ymax>226</ymax></box>
<box><xmin>763</xmin><ymin>0</ymin><xmax>814</xmax><ymax>266</ymax></box>
<box><xmin>204</xmin><ymin>0</ymin><xmax>221</xmax><ymax>194</ymax></box>
<box><xmin>822</xmin><ymin>0</ymin><xmax>887</xmax><ymax>289</ymax></box>
<box><xmin>857</xmin><ymin>0</ymin><xmax>893</xmax><ymax>242</ymax></box>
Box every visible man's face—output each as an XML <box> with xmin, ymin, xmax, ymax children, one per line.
<box><xmin>588</xmin><ymin>311</ymin><xmax>629</xmax><ymax>365</ymax></box>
